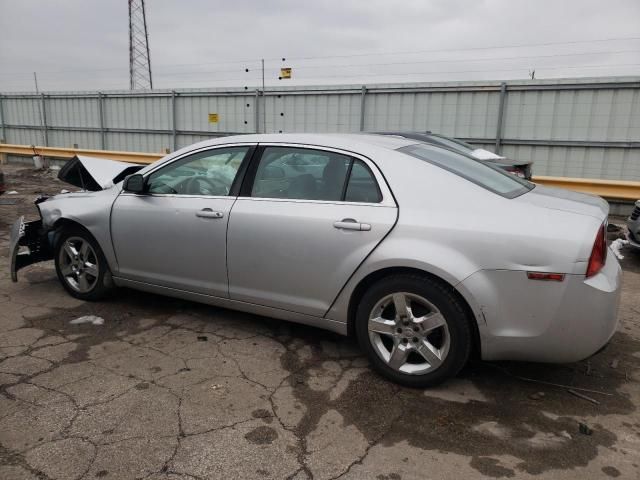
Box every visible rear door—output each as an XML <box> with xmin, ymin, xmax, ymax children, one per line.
<box><xmin>226</xmin><ymin>145</ymin><xmax>397</xmax><ymax>317</ymax></box>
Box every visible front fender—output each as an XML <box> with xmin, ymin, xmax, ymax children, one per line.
<box><xmin>37</xmin><ymin>189</ymin><xmax>120</xmax><ymax>273</ymax></box>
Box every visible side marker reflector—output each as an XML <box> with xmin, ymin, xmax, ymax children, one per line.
<box><xmin>527</xmin><ymin>272</ymin><xmax>565</xmax><ymax>282</ymax></box>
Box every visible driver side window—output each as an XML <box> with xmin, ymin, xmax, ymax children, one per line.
<box><xmin>147</xmin><ymin>146</ymin><xmax>250</xmax><ymax>196</ymax></box>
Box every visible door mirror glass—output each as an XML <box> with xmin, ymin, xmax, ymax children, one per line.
<box><xmin>123</xmin><ymin>174</ymin><xmax>145</xmax><ymax>193</ymax></box>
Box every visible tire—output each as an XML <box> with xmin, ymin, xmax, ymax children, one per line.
<box><xmin>54</xmin><ymin>226</ymin><xmax>114</xmax><ymax>301</ymax></box>
<box><xmin>355</xmin><ymin>273</ymin><xmax>472</xmax><ymax>388</ymax></box>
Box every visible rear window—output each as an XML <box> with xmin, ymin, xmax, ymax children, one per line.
<box><xmin>398</xmin><ymin>144</ymin><xmax>533</xmax><ymax>199</ymax></box>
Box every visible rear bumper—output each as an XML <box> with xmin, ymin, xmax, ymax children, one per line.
<box><xmin>461</xmin><ymin>252</ymin><xmax>622</xmax><ymax>363</ymax></box>
<box><xmin>10</xmin><ymin>216</ymin><xmax>53</xmax><ymax>282</ymax></box>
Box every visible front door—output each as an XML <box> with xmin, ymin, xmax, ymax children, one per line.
<box><xmin>111</xmin><ymin>145</ymin><xmax>253</xmax><ymax>296</ymax></box>
<box><xmin>227</xmin><ymin>145</ymin><xmax>397</xmax><ymax>317</ymax></box>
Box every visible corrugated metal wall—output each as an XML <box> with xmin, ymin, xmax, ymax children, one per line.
<box><xmin>1</xmin><ymin>77</ymin><xmax>638</xmax><ymax>180</ymax></box>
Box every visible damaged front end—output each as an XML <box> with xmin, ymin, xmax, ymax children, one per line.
<box><xmin>10</xmin><ymin>200</ymin><xmax>55</xmax><ymax>282</ymax></box>
<box><xmin>10</xmin><ymin>155</ymin><xmax>143</xmax><ymax>282</ymax></box>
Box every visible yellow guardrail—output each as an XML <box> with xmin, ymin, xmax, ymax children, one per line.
<box><xmin>0</xmin><ymin>143</ymin><xmax>163</xmax><ymax>164</ymax></box>
<box><xmin>1</xmin><ymin>143</ymin><xmax>639</xmax><ymax>201</ymax></box>
<box><xmin>531</xmin><ymin>176</ymin><xmax>640</xmax><ymax>201</ymax></box>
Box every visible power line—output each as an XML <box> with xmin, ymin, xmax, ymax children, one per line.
<box><xmin>1</xmin><ymin>36</ymin><xmax>638</xmax><ymax>77</ymax></box>
<box><xmin>279</xmin><ymin>36</ymin><xmax>640</xmax><ymax>61</ymax></box>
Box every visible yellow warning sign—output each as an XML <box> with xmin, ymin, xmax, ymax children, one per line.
<box><xmin>208</xmin><ymin>113</ymin><xmax>219</xmax><ymax>123</ymax></box>
<box><xmin>280</xmin><ymin>67</ymin><xmax>292</xmax><ymax>79</ymax></box>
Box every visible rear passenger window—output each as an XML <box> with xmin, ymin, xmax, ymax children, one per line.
<box><xmin>345</xmin><ymin>160</ymin><xmax>382</xmax><ymax>203</ymax></box>
<box><xmin>250</xmin><ymin>147</ymin><xmax>382</xmax><ymax>203</ymax></box>
<box><xmin>251</xmin><ymin>147</ymin><xmax>351</xmax><ymax>201</ymax></box>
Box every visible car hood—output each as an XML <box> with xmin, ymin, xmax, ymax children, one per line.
<box><xmin>57</xmin><ymin>155</ymin><xmax>143</xmax><ymax>191</ymax></box>
<box><xmin>515</xmin><ymin>185</ymin><xmax>609</xmax><ymax>220</ymax></box>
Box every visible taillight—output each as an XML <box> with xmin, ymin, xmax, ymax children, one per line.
<box><xmin>586</xmin><ymin>224</ymin><xmax>607</xmax><ymax>278</ymax></box>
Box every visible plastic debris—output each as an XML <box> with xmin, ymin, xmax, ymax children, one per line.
<box><xmin>7</xmin><ymin>190</ymin><xmax>18</xmax><ymax>195</ymax></box>
<box><xmin>610</xmin><ymin>238</ymin><xmax>629</xmax><ymax>260</ymax></box>
<box><xmin>578</xmin><ymin>422</ymin><xmax>593</xmax><ymax>435</ymax></box>
<box><xmin>610</xmin><ymin>358</ymin><xmax>619</xmax><ymax>369</ymax></box>
<box><xmin>70</xmin><ymin>315</ymin><xmax>105</xmax><ymax>325</ymax></box>
<box><xmin>60</xmin><ymin>189</ymin><xmax>70</xmax><ymax>194</ymax></box>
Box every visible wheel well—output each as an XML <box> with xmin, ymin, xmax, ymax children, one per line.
<box><xmin>346</xmin><ymin>266</ymin><xmax>481</xmax><ymax>359</ymax></box>
<box><xmin>52</xmin><ymin>218</ymin><xmax>92</xmax><ymax>237</ymax></box>
<box><xmin>51</xmin><ymin>219</ymin><xmax>99</xmax><ymax>248</ymax></box>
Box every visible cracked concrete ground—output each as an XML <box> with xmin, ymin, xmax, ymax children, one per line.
<box><xmin>1</xmin><ymin>164</ymin><xmax>639</xmax><ymax>480</ymax></box>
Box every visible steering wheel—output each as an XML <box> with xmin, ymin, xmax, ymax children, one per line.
<box><xmin>184</xmin><ymin>176</ymin><xmax>229</xmax><ymax>196</ymax></box>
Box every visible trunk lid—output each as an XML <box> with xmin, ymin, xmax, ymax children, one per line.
<box><xmin>57</xmin><ymin>155</ymin><xmax>143</xmax><ymax>191</ymax></box>
<box><xmin>515</xmin><ymin>185</ymin><xmax>609</xmax><ymax>220</ymax></box>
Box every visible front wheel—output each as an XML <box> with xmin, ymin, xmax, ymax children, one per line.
<box><xmin>355</xmin><ymin>274</ymin><xmax>472</xmax><ymax>388</ymax></box>
<box><xmin>54</xmin><ymin>227</ymin><xmax>114</xmax><ymax>301</ymax></box>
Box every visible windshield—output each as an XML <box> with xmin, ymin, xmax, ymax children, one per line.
<box><xmin>398</xmin><ymin>144</ymin><xmax>533</xmax><ymax>199</ymax></box>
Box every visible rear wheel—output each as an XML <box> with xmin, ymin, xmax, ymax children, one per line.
<box><xmin>54</xmin><ymin>227</ymin><xmax>113</xmax><ymax>301</ymax></box>
<box><xmin>355</xmin><ymin>274</ymin><xmax>471</xmax><ymax>388</ymax></box>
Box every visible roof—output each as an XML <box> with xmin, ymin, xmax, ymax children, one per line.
<box><xmin>168</xmin><ymin>133</ymin><xmax>419</xmax><ymax>159</ymax></box>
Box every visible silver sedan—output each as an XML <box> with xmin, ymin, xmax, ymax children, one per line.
<box><xmin>10</xmin><ymin>134</ymin><xmax>621</xmax><ymax>387</ymax></box>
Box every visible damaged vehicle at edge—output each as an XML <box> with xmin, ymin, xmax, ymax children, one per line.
<box><xmin>627</xmin><ymin>200</ymin><xmax>640</xmax><ymax>249</ymax></box>
<box><xmin>9</xmin><ymin>134</ymin><xmax>622</xmax><ymax>388</ymax></box>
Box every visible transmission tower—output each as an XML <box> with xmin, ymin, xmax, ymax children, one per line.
<box><xmin>128</xmin><ymin>0</ymin><xmax>153</xmax><ymax>89</ymax></box>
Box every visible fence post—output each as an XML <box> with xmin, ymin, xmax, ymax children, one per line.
<box><xmin>0</xmin><ymin>95</ymin><xmax>5</xmax><ymax>164</ymax></box>
<box><xmin>359</xmin><ymin>85</ymin><xmax>367</xmax><ymax>132</ymax></box>
<box><xmin>41</xmin><ymin>93</ymin><xmax>49</xmax><ymax>146</ymax></box>
<box><xmin>171</xmin><ymin>90</ymin><xmax>177</xmax><ymax>151</ymax></box>
<box><xmin>495</xmin><ymin>82</ymin><xmax>507</xmax><ymax>154</ymax></box>
<box><xmin>98</xmin><ymin>92</ymin><xmax>106</xmax><ymax>149</ymax></box>
<box><xmin>255</xmin><ymin>89</ymin><xmax>260</xmax><ymax>133</ymax></box>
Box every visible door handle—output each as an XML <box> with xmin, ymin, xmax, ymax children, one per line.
<box><xmin>196</xmin><ymin>208</ymin><xmax>224</xmax><ymax>219</ymax></box>
<box><xmin>333</xmin><ymin>218</ymin><xmax>371</xmax><ymax>231</ymax></box>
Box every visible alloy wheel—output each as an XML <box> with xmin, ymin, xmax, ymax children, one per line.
<box><xmin>368</xmin><ymin>292</ymin><xmax>450</xmax><ymax>375</ymax></box>
<box><xmin>58</xmin><ymin>236</ymin><xmax>99</xmax><ymax>293</ymax></box>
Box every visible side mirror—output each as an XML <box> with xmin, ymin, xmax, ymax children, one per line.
<box><xmin>123</xmin><ymin>174</ymin><xmax>145</xmax><ymax>194</ymax></box>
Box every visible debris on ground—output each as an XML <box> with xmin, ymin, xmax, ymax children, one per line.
<box><xmin>579</xmin><ymin>422</ymin><xmax>593</xmax><ymax>435</ymax></box>
<box><xmin>7</xmin><ymin>190</ymin><xmax>18</xmax><ymax>194</ymax></box>
<box><xmin>60</xmin><ymin>189</ymin><xmax>70</xmax><ymax>194</ymax></box>
<box><xmin>69</xmin><ymin>315</ymin><xmax>105</xmax><ymax>325</ymax></box>
<box><xmin>197</xmin><ymin>335</ymin><xmax>208</xmax><ymax>341</ymax></box>
<box><xmin>610</xmin><ymin>358</ymin><xmax>619</xmax><ymax>369</ymax></box>
<box><xmin>610</xmin><ymin>238</ymin><xmax>629</xmax><ymax>260</ymax></box>
<box><xmin>568</xmin><ymin>389</ymin><xmax>600</xmax><ymax>405</ymax></box>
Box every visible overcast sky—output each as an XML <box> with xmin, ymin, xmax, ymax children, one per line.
<box><xmin>0</xmin><ymin>0</ymin><xmax>638</xmax><ymax>92</ymax></box>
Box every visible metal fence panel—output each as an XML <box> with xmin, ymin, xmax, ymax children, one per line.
<box><xmin>4</xmin><ymin>127</ymin><xmax>41</xmax><ymax>145</ymax></box>
<box><xmin>3</xmin><ymin>97</ymin><xmax>42</xmax><ymax>126</ymax></box>
<box><xmin>1</xmin><ymin>77</ymin><xmax>638</xmax><ymax>180</ymax></box>
<box><xmin>47</xmin><ymin>96</ymin><xmax>100</xmax><ymax>128</ymax></box>
<box><xmin>104</xmin><ymin>131</ymin><xmax>172</xmax><ymax>153</ymax></box>
<box><xmin>176</xmin><ymin>94</ymin><xmax>254</xmax><ymax>133</ymax></box>
<box><xmin>48</xmin><ymin>129</ymin><xmax>101</xmax><ymax>149</ymax></box>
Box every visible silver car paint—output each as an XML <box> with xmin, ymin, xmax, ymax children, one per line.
<box><xmin>28</xmin><ymin>133</ymin><xmax>620</xmax><ymax>364</ymax></box>
<box><xmin>111</xmin><ymin>193</ymin><xmax>235</xmax><ymax>296</ymax></box>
